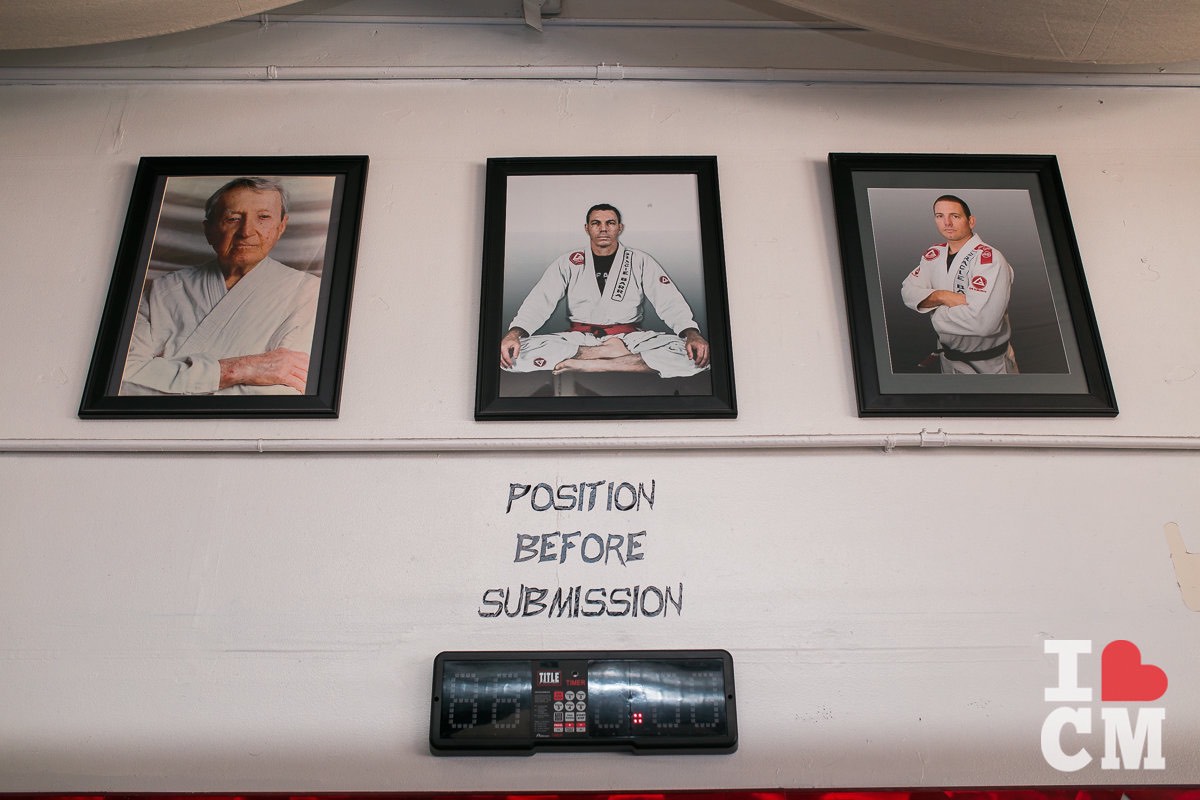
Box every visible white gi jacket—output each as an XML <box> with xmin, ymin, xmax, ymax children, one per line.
<box><xmin>900</xmin><ymin>234</ymin><xmax>1013</xmax><ymax>358</ymax></box>
<box><xmin>509</xmin><ymin>244</ymin><xmax>700</xmax><ymax>336</ymax></box>
<box><xmin>120</xmin><ymin>257</ymin><xmax>320</xmax><ymax>395</ymax></box>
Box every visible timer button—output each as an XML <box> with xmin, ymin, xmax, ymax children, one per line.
<box><xmin>565</xmin><ymin>691</ymin><xmax>576</xmax><ymax>700</ymax></box>
<box><xmin>576</xmin><ymin>691</ymin><xmax>586</xmax><ymax>700</ymax></box>
<box><xmin>565</xmin><ymin>701</ymin><xmax>575</xmax><ymax>711</ymax></box>
<box><xmin>576</xmin><ymin>700</ymin><xmax>587</xmax><ymax>711</ymax></box>
<box><xmin>554</xmin><ymin>701</ymin><xmax>564</xmax><ymax>711</ymax></box>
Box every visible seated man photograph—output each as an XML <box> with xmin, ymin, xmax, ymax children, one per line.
<box><xmin>499</xmin><ymin>203</ymin><xmax>710</xmax><ymax>382</ymax></box>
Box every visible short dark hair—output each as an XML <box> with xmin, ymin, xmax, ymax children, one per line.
<box><xmin>585</xmin><ymin>203</ymin><xmax>622</xmax><ymax>224</ymax></box>
<box><xmin>933</xmin><ymin>194</ymin><xmax>972</xmax><ymax>218</ymax></box>
<box><xmin>205</xmin><ymin>177</ymin><xmax>289</xmax><ymax>221</ymax></box>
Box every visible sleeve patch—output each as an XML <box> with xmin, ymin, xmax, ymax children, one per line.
<box><xmin>923</xmin><ymin>247</ymin><xmax>940</xmax><ymax>261</ymax></box>
<box><xmin>569</xmin><ymin>251</ymin><xmax>586</xmax><ymax>265</ymax></box>
<box><xmin>976</xmin><ymin>244</ymin><xmax>993</xmax><ymax>264</ymax></box>
<box><xmin>970</xmin><ymin>275</ymin><xmax>988</xmax><ymax>291</ymax></box>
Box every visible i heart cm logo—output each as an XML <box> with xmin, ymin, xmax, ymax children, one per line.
<box><xmin>1101</xmin><ymin>639</ymin><xmax>1168</xmax><ymax>702</ymax></box>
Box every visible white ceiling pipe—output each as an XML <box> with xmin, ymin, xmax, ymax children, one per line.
<box><xmin>2</xmin><ymin>432</ymin><xmax>1199</xmax><ymax>454</ymax></box>
<box><xmin>3</xmin><ymin>64</ymin><xmax>1200</xmax><ymax>87</ymax></box>
<box><xmin>246</xmin><ymin>14</ymin><xmax>854</xmax><ymax>30</ymax></box>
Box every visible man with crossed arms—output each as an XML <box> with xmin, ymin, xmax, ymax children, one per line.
<box><xmin>120</xmin><ymin>177</ymin><xmax>318</xmax><ymax>395</ymax></box>
<box><xmin>900</xmin><ymin>194</ymin><xmax>1019</xmax><ymax>374</ymax></box>
<box><xmin>499</xmin><ymin>203</ymin><xmax>710</xmax><ymax>378</ymax></box>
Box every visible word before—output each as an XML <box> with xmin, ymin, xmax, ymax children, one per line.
<box><xmin>479</xmin><ymin>583</ymin><xmax>683</xmax><ymax>618</ymax></box>
<box><xmin>506</xmin><ymin>480</ymin><xmax>656</xmax><ymax>513</ymax></box>
<box><xmin>514</xmin><ymin>531</ymin><xmax>646</xmax><ymax>565</ymax></box>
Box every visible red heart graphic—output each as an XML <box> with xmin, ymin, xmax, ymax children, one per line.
<box><xmin>1101</xmin><ymin>640</ymin><xmax>1168</xmax><ymax>702</ymax></box>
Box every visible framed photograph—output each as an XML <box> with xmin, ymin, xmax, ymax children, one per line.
<box><xmin>828</xmin><ymin>153</ymin><xmax>1117</xmax><ymax>416</ymax></box>
<box><xmin>79</xmin><ymin>155</ymin><xmax>368</xmax><ymax>418</ymax></box>
<box><xmin>476</xmin><ymin>156</ymin><xmax>736</xmax><ymax>420</ymax></box>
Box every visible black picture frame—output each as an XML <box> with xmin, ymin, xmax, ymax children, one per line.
<box><xmin>79</xmin><ymin>155</ymin><xmax>368</xmax><ymax>418</ymax></box>
<box><xmin>475</xmin><ymin>156</ymin><xmax>736</xmax><ymax>420</ymax></box>
<box><xmin>828</xmin><ymin>153</ymin><xmax>1117</xmax><ymax>417</ymax></box>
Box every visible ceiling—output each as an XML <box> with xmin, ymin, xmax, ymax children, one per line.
<box><xmin>4</xmin><ymin>0</ymin><xmax>1200</xmax><ymax>65</ymax></box>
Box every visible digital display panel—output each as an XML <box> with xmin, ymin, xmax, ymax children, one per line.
<box><xmin>440</xmin><ymin>661</ymin><xmax>533</xmax><ymax>739</ymax></box>
<box><xmin>587</xmin><ymin>658</ymin><xmax>727</xmax><ymax>738</ymax></box>
<box><xmin>430</xmin><ymin>650</ymin><xmax>736</xmax><ymax>755</ymax></box>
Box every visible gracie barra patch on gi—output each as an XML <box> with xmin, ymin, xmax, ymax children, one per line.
<box><xmin>970</xmin><ymin>275</ymin><xmax>988</xmax><ymax>291</ymax></box>
<box><xmin>659</xmin><ymin>276</ymin><xmax>671</xmax><ymax>284</ymax></box>
<box><xmin>975</xmin><ymin>244</ymin><xmax>993</xmax><ymax>264</ymax></box>
<box><xmin>533</xmin><ymin>357</ymin><xmax>547</xmax><ymax>367</ymax></box>
<box><xmin>923</xmin><ymin>247</ymin><xmax>940</xmax><ymax>261</ymax></box>
<box><xmin>610</xmin><ymin>249</ymin><xmax>634</xmax><ymax>301</ymax></box>
<box><xmin>569</xmin><ymin>251</ymin><xmax>586</xmax><ymax>265</ymax></box>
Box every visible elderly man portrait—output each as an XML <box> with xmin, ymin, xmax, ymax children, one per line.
<box><xmin>120</xmin><ymin>177</ymin><xmax>320</xmax><ymax>396</ymax></box>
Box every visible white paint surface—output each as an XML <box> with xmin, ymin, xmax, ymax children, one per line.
<box><xmin>1</xmin><ymin>451</ymin><xmax>1197</xmax><ymax>789</ymax></box>
<box><xmin>1</xmin><ymin>73</ymin><xmax>1200</xmax><ymax>790</ymax></box>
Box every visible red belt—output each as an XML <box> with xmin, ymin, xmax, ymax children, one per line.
<box><xmin>570</xmin><ymin>322</ymin><xmax>639</xmax><ymax>337</ymax></box>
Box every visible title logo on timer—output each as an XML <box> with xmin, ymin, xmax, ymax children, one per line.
<box><xmin>1042</xmin><ymin>639</ymin><xmax>1167</xmax><ymax>772</ymax></box>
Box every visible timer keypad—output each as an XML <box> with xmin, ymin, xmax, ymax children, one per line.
<box><xmin>530</xmin><ymin>659</ymin><xmax>589</xmax><ymax>737</ymax></box>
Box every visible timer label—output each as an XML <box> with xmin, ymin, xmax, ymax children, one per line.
<box><xmin>532</xmin><ymin>689</ymin><xmax>553</xmax><ymax>737</ymax></box>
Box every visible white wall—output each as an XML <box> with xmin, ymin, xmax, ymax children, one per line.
<box><xmin>2</xmin><ymin>74</ymin><xmax>1200</xmax><ymax>790</ymax></box>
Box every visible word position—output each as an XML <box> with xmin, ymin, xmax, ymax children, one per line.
<box><xmin>506</xmin><ymin>480</ymin><xmax>655</xmax><ymax>513</ymax></box>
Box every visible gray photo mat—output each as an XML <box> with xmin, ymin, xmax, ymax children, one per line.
<box><xmin>852</xmin><ymin>170</ymin><xmax>1089</xmax><ymax>395</ymax></box>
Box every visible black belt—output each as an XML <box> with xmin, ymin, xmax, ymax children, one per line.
<box><xmin>940</xmin><ymin>340</ymin><xmax>1010</xmax><ymax>362</ymax></box>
